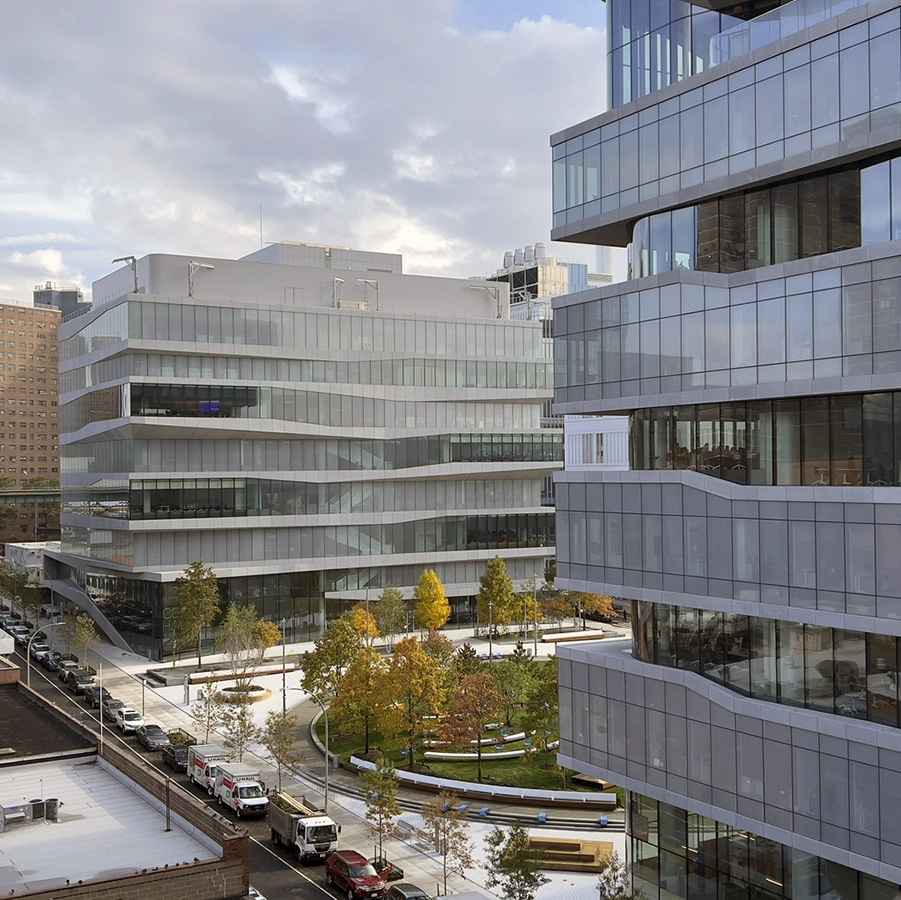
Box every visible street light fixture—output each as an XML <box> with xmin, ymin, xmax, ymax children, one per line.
<box><xmin>307</xmin><ymin>691</ymin><xmax>330</xmax><ymax>813</ymax></box>
<box><xmin>26</xmin><ymin>621</ymin><xmax>63</xmax><ymax>689</ymax></box>
<box><xmin>280</xmin><ymin>618</ymin><xmax>287</xmax><ymax>716</ymax></box>
<box><xmin>488</xmin><ymin>601</ymin><xmax>494</xmax><ymax>661</ymax></box>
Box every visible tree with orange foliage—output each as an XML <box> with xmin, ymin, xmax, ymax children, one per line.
<box><xmin>440</xmin><ymin>672</ymin><xmax>503</xmax><ymax>783</ymax></box>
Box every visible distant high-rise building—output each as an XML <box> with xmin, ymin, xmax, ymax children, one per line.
<box><xmin>48</xmin><ymin>243</ymin><xmax>559</xmax><ymax>659</ymax></box>
<box><xmin>0</xmin><ymin>302</ymin><xmax>60</xmax><ymax>540</ymax></box>
<box><xmin>551</xmin><ymin>0</ymin><xmax>901</xmax><ymax>898</ymax></box>
<box><xmin>33</xmin><ymin>282</ymin><xmax>90</xmax><ymax>319</ymax></box>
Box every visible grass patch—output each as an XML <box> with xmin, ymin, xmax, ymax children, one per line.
<box><xmin>316</xmin><ymin>721</ymin><xmax>597</xmax><ymax>792</ymax></box>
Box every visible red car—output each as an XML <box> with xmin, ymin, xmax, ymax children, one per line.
<box><xmin>325</xmin><ymin>850</ymin><xmax>386</xmax><ymax>900</ymax></box>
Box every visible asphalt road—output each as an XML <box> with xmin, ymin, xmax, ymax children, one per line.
<box><xmin>12</xmin><ymin>643</ymin><xmax>328</xmax><ymax>900</ymax></box>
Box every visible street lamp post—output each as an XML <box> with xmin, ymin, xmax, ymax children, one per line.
<box><xmin>280</xmin><ymin>618</ymin><xmax>287</xmax><ymax>716</ymax></box>
<box><xmin>26</xmin><ymin>621</ymin><xmax>63</xmax><ymax>689</ymax></box>
<box><xmin>533</xmin><ymin>577</ymin><xmax>539</xmax><ymax>657</ymax></box>
<box><xmin>488</xmin><ymin>601</ymin><xmax>494</xmax><ymax>661</ymax></box>
<box><xmin>308</xmin><ymin>691</ymin><xmax>330</xmax><ymax>813</ymax></box>
<box><xmin>141</xmin><ymin>677</ymin><xmax>146</xmax><ymax>716</ymax></box>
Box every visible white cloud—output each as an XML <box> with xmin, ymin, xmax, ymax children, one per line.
<box><xmin>0</xmin><ymin>2</ymin><xmax>606</xmax><ymax>299</ymax></box>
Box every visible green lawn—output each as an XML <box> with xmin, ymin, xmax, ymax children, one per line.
<box><xmin>317</xmin><ymin>720</ymin><xmax>598</xmax><ymax>793</ymax></box>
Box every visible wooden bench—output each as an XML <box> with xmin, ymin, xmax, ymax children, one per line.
<box><xmin>527</xmin><ymin>836</ymin><xmax>613</xmax><ymax>873</ymax></box>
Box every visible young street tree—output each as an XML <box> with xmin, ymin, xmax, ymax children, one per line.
<box><xmin>492</xmin><ymin>653</ymin><xmax>534</xmax><ymax>727</ymax></box>
<box><xmin>191</xmin><ymin>685</ymin><xmax>226</xmax><ymax>743</ymax></box>
<box><xmin>171</xmin><ymin>561</ymin><xmax>221</xmax><ymax>667</ymax></box>
<box><xmin>484</xmin><ymin>822</ymin><xmax>544</xmax><ymax>900</ymax></box>
<box><xmin>331</xmin><ymin>646</ymin><xmax>389</xmax><ymax>756</ymax></box>
<box><xmin>441</xmin><ymin>672</ymin><xmax>503</xmax><ymax>783</ymax></box>
<box><xmin>220</xmin><ymin>695</ymin><xmax>260</xmax><ymax>762</ymax></box>
<box><xmin>374</xmin><ymin>585</ymin><xmax>406</xmax><ymax>651</ymax></box>
<box><xmin>73</xmin><ymin>614</ymin><xmax>101</xmax><ymax>671</ymax></box>
<box><xmin>382</xmin><ymin>636</ymin><xmax>445</xmax><ymax>767</ymax></box>
<box><xmin>422</xmin><ymin>791</ymin><xmax>475</xmax><ymax>896</ymax></box>
<box><xmin>453</xmin><ymin>642</ymin><xmax>485</xmax><ymax>680</ymax></box>
<box><xmin>216</xmin><ymin>602</ymin><xmax>280</xmax><ymax>689</ymax></box>
<box><xmin>360</xmin><ymin>758</ymin><xmax>402</xmax><ymax>863</ymax></box>
<box><xmin>347</xmin><ymin>602</ymin><xmax>380</xmax><ymax>646</ymax></box>
<box><xmin>477</xmin><ymin>556</ymin><xmax>516</xmax><ymax>630</ymax></box>
<box><xmin>413</xmin><ymin>569</ymin><xmax>450</xmax><ymax>631</ymax></box>
<box><xmin>260</xmin><ymin>710</ymin><xmax>304</xmax><ymax>791</ymax></box>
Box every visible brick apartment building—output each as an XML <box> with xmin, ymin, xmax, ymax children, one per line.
<box><xmin>0</xmin><ymin>302</ymin><xmax>61</xmax><ymax>543</ymax></box>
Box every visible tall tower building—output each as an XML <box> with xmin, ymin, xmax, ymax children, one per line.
<box><xmin>551</xmin><ymin>1</ymin><xmax>901</xmax><ymax>898</ymax></box>
<box><xmin>48</xmin><ymin>244</ymin><xmax>558</xmax><ymax>659</ymax></box>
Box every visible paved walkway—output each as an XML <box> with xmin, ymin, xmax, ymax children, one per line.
<box><xmin>78</xmin><ymin>622</ymin><xmax>630</xmax><ymax>900</ymax></box>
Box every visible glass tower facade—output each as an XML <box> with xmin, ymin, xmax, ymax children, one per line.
<box><xmin>50</xmin><ymin>245</ymin><xmax>558</xmax><ymax>659</ymax></box>
<box><xmin>551</xmin><ymin>1</ymin><xmax>901</xmax><ymax>897</ymax></box>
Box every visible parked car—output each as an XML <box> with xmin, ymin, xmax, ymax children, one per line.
<box><xmin>136</xmin><ymin>724</ymin><xmax>170</xmax><ymax>751</ymax></box>
<box><xmin>66</xmin><ymin>669</ymin><xmax>96</xmax><ymax>695</ymax></box>
<box><xmin>325</xmin><ymin>850</ymin><xmax>387</xmax><ymax>900</ymax></box>
<box><xmin>102</xmin><ymin>698</ymin><xmax>126</xmax><ymax>722</ymax></box>
<box><xmin>162</xmin><ymin>743</ymin><xmax>191</xmax><ymax>772</ymax></box>
<box><xmin>115</xmin><ymin>707</ymin><xmax>144</xmax><ymax>734</ymax></box>
<box><xmin>29</xmin><ymin>641</ymin><xmax>51</xmax><ymax>660</ymax></box>
<box><xmin>9</xmin><ymin>626</ymin><xmax>31</xmax><ymax>645</ymax></box>
<box><xmin>57</xmin><ymin>659</ymin><xmax>80</xmax><ymax>682</ymax></box>
<box><xmin>385</xmin><ymin>884</ymin><xmax>429</xmax><ymax>900</ymax></box>
<box><xmin>84</xmin><ymin>684</ymin><xmax>112</xmax><ymax>708</ymax></box>
<box><xmin>41</xmin><ymin>650</ymin><xmax>63</xmax><ymax>671</ymax></box>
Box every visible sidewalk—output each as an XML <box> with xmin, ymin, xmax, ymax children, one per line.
<box><xmin>84</xmin><ymin>624</ymin><xmax>628</xmax><ymax>900</ymax></box>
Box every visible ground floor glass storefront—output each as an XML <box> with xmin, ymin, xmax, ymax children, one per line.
<box><xmin>59</xmin><ymin>560</ymin><xmax>497</xmax><ymax>661</ymax></box>
<box><xmin>629</xmin><ymin>793</ymin><xmax>900</xmax><ymax>900</ymax></box>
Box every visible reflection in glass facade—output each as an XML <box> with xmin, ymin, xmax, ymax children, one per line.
<box><xmin>630</xmin><ymin>393</ymin><xmax>901</xmax><ymax>486</ymax></box>
<box><xmin>633</xmin><ymin>601</ymin><xmax>901</xmax><ymax>727</ymax></box>
<box><xmin>552</xmin><ymin>10</ymin><xmax>901</xmax><ymax>230</ymax></box>
<box><xmin>629</xmin><ymin>793</ymin><xmax>900</xmax><ymax>900</ymax></box>
<box><xmin>607</xmin><ymin>0</ymin><xmax>785</xmax><ymax>108</ymax></box>
<box><xmin>551</xmin><ymin>0</ymin><xmax>901</xmax><ymax>893</ymax></box>
<box><xmin>628</xmin><ymin>157</ymin><xmax>901</xmax><ymax>278</ymax></box>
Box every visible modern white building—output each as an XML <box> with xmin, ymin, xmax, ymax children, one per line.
<box><xmin>46</xmin><ymin>243</ymin><xmax>559</xmax><ymax>659</ymax></box>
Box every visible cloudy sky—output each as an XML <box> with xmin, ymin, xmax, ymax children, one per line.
<box><xmin>0</xmin><ymin>1</ymin><xmax>607</xmax><ymax>304</ymax></box>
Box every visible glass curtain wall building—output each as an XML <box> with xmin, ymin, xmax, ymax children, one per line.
<box><xmin>551</xmin><ymin>1</ymin><xmax>901</xmax><ymax>899</ymax></box>
<box><xmin>48</xmin><ymin>244</ymin><xmax>558</xmax><ymax>659</ymax></box>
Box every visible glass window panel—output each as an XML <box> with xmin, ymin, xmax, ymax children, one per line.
<box><xmin>729</xmin><ymin>85</ymin><xmax>755</xmax><ymax>154</ymax></box>
<box><xmin>748</xmin><ymin>401</ymin><xmax>773</xmax><ymax>486</ymax></box>
<box><xmin>757</xmin><ymin>298</ymin><xmax>785</xmax><ymax>365</ymax></box>
<box><xmin>704</xmin><ymin>95</ymin><xmax>729</xmax><ymax>162</ymax></box>
<box><xmin>863</xmin><ymin>393</ymin><xmax>894</xmax><ymax>486</ymax></box>
<box><xmin>773</xmin><ymin>182</ymin><xmax>799</xmax><ymax>264</ymax></box>
<box><xmin>839</xmin><ymin>42</ymin><xmax>869</xmax><ymax>119</ymax></box>
<box><xmin>784</xmin><ymin>64</ymin><xmax>811</xmax><ymax>136</ymax></box>
<box><xmin>649</xmin><ymin>212</ymin><xmax>672</xmax><ymax>274</ymax></box>
<box><xmin>745</xmin><ymin>189</ymin><xmax>771</xmax><ymax>269</ymax></box>
<box><xmin>800</xmin><ymin>178</ymin><xmax>828</xmax><ymax>257</ymax></box>
<box><xmin>680</xmin><ymin>104</ymin><xmax>704</xmax><ymax>171</ymax></box>
<box><xmin>801</xmin><ymin>397</ymin><xmax>830</xmax><ymax>486</ymax></box>
<box><xmin>811</xmin><ymin>54</ymin><xmax>839</xmax><ymax>127</ymax></box>
<box><xmin>696</xmin><ymin>200</ymin><xmax>719</xmax><ymax>271</ymax></box>
<box><xmin>786</xmin><ymin>293</ymin><xmax>813</xmax><ymax>361</ymax></box>
<box><xmin>756</xmin><ymin>75</ymin><xmax>783</xmax><ymax>147</ymax></box>
<box><xmin>861</xmin><ymin>162</ymin><xmax>891</xmax><ymax>246</ymax></box>
<box><xmin>828</xmin><ymin>169</ymin><xmax>860</xmax><ymax>252</ymax></box>
<box><xmin>831</xmin><ymin>396</ymin><xmax>862</xmax><ymax>485</ymax></box>
<box><xmin>774</xmin><ymin>399</ymin><xmax>800</xmax><ymax>485</ymax></box>
<box><xmin>719</xmin><ymin>195</ymin><xmax>744</xmax><ymax>273</ymax></box>
<box><xmin>672</xmin><ymin>206</ymin><xmax>695</xmax><ymax>270</ymax></box>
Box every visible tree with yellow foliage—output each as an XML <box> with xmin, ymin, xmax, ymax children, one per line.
<box><xmin>413</xmin><ymin>569</ymin><xmax>450</xmax><ymax>631</ymax></box>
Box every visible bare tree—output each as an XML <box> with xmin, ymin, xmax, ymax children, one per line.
<box><xmin>191</xmin><ymin>685</ymin><xmax>226</xmax><ymax>744</ymax></box>
<box><xmin>220</xmin><ymin>694</ymin><xmax>260</xmax><ymax>762</ymax></box>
